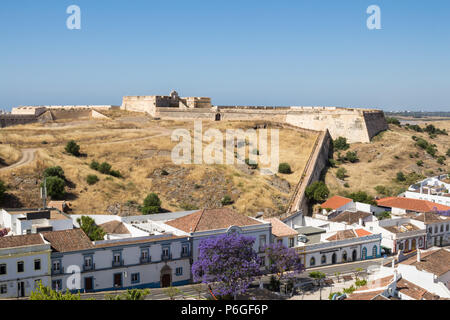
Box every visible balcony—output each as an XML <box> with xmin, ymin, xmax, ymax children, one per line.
<box><xmin>83</xmin><ymin>263</ymin><xmax>95</xmax><ymax>272</ymax></box>
<box><xmin>181</xmin><ymin>251</ymin><xmax>190</xmax><ymax>258</ymax></box>
<box><xmin>112</xmin><ymin>259</ymin><xmax>124</xmax><ymax>267</ymax></box>
<box><xmin>161</xmin><ymin>253</ymin><xmax>172</xmax><ymax>261</ymax></box>
<box><xmin>51</xmin><ymin>267</ymin><xmax>64</xmax><ymax>275</ymax></box>
<box><xmin>140</xmin><ymin>256</ymin><xmax>151</xmax><ymax>264</ymax></box>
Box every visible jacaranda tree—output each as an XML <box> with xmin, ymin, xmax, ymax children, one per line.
<box><xmin>192</xmin><ymin>232</ymin><xmax>261</xmax><ymax>299</ymax></box>
<box><xmin>264</xmin><ymin>242</ymin><xmax>304</xmax><ymax>282</ymax></box>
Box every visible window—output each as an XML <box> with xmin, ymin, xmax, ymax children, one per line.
<box><xmin>162</xmin><ymin>247</ymin><xmax>170</xmax><ymax>257</ymax></box>
<box><xmin>435</xmin><ymin>226</ymin><xmax>438</xmax><ymax>233</ymax></box>
<box><xmin>131</xmin><ymin>273</ymin><xmax>140</xmax><ymax>284</ymax></box>
<box><xmin>289</xmin><ymin>237</ymin><xmax>295</xmax><ymax>248</ymax></box>
<box><xmin>372</xmin><ymin>246</ymin><xmax>377</xmax><ymax>257</ymax></box>
<box><xmin>446</xmin><ymin>224</ymin><xmax>449</xmax><ymax>232</ymax></box>
<box><xmin>17</xmin><ymin>261</ymin><xmax>24</xmax><ymax>273</ymax></box>
<box><xmin>141</xmin><ymin>249</ymin><xmax>149</xmax><ymax>259</ymax></box>
<box><xmin>429</xmin><ymin>227</ymin><xmax>433</xmax><ymax>234</ymax></box>
<box><xmin>321</xmin><ymin>255</ymin><xmax>326</xmax><ymax>264</ymax></box>
<box><xmin>182</xmin><ymin>244</ymin><xmax>189</xmax><ymax>256</ymax></box>
<box><xmin>398</xmin><ymin>242</ymin><xmax>404</xmax><ymax>251</ymax></box>
<box><xmin>34</xmin><ymin>259</ymin><xmax>41</xmax><ymax>271</ymax></box>
<box><xmin>84</xmin><ymin>256</ymin><xmax>92</xmax><ymax>267</ymax></box>
<box><xmin>113</xmin><ymin>253</ymin><xmax>121</xmax><ymax>263</ymax></box>
<box><xmin>52</xmin><ymin>260</ymin><xmax>60</xmax><ymax>272</ymax></box>
<box><xmin>310</xmin><ymin>257</ymin><xmax>315</xmax><ymax>266</ymax></box>
<box><xmin>259</xmin><ymin>235</ymin><xmax>266</xmax><ymax>249</ymax></box>
<box><xmin>176</xmin><ymin>267</ymin><xmax>183</xmax><ymax>276</ymax></box>
<box><xmin>0</xmin><ymin>284</ymin><xmax>7</xmax><ymax>294</ymax></box>
<box><xmin>342</xmin><ymin>251</ymin><xmax>347</xmax><ymax>262</ymax></box>
<box><xmin>440</xmin><ymin>225</ymin><xmax>444</xmax><ymax>233</ymax></box>
<box><xmin>52</xmin><ymin>280</ymin><xmax>62</xmax><ymax>291</ymax></box>
<box><xmin>277</xmin><ymin>239</ymin><xmax>283</xmax><ymax>245</ymax></box>
<box><xmin>0</xmin><ymin>264</ymin><xmax>6</xmax><ymax>275</ymax></box>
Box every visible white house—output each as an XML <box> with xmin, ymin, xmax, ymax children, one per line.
<box><xmin>0</xmin><ymin>234</ymin><xmax>51</xmax><ymax>298</ymax></box>
<box><xmin>42</xmin><ymin>229</ymin><xmax>192</xmax><ymax>292</ymax></box>
<box><xmin>264</xmin><ymin>218</ymin><xmax>298</xmax><ymax>248</ymax></box>
<box><xmin>0</xmin><ymin>208</ymin><xmax>73</xmax><ymax>236</ymax></box>
<box><xmin>405</xmin><ymin>174</ymin><xmax>450</xmax><ymax>207</ymax></box>
<box><xmin>366</xmin><ymin>217</ymin><xmax>427</xmax><ymax>255</ymax></box>
<box><xmin>163</xmin><ymin>208</ymin><xmax>272</xmax><ymax>263</ymax></box>
<box><xmin>406</xmin><ymin>212</ymin><xmax>450</xmax><ymax>247</ymax></box>
<box><xmin>376</xmin><ymin>197</ymin><xmax>450</xmax><ymax>216</ymax></box>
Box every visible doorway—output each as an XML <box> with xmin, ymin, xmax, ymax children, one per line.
<box><xmin>17</xmin><ymin>281</ymin><xmax>25</xmax><ymax>297</ymax></box>
<box><xmin>215</xmin><ymin>113</ymin><xmax>221</xmax><ymax>121</ymax></box>
<box><xmin>352</xmin><ymin>250</ymin><xmax>357</xmax><ymax>261</ymax></box>
<box><xmin>84</xmin><ymin>277</ymin><xmax>94</xmax><ymax>292</ymax></box>
<box><xmin>332</xmin><ymin>253</ymin><xmax>337</xmax><ymax>264</ymax></box>
<box><xmin>160</xmin><ymin>265</ymin><xmax>172</xmax><ymax>288</ymax></box>
<box><xmin>113</xmin><ymin>273</ymin><xmax>122</xmax><ymax>288</ymax></box>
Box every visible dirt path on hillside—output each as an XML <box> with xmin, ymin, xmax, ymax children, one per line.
<box><xmin>0</xmin><ymin>148</ymin><xmax>38</xmax><ymax>171</ymax></box>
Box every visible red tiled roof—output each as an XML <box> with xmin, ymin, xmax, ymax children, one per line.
<box><xmin>265</xmin><ymin>218</ymin><xmax>298</xmax><ymax>237</ymax></box>
<box><xmin>354</xmin><ymin>228</ymin><xmax>372</xmax><ymax>237</ymax></box>
<box><xmin>345</xmin><ymin>290</ymin><xmax>385</xmax><ymax>300</ymax></box>
<box><xmin>320</xmin><ymin>196</ymin><xmax>353</xmax><ymax>210</ymax></box>
<box><xmin>94</xmin><ymin>235</ymin><xmax>187</xmax><ymax>248</ymax></box>
<box><xmin>99</xmin><ymin>221</ymin><xmax>130</xmax><ymax>235</ymax></box>
<box><xmin>401</xmin><ymin>248</ymin><xmax>450</xmax><ymax>276</ymax></box>
<box><xmin>376</xmin><ymin>197</ymin><xmax>450</xmax><ymax>213</ymax></box>
<box><xmin>0</xmin><ymin>234</ymin><xmax>45</xmax><ymax>249</ymax></box>
<box><xmin>42</xmin><ymin>229</ymin><xmax>94</xmax><ymax>252</ymax></box>
<box><xmin>396</xmin><ymin>278</ymin><xmax>442</xmax><ymax>300</ymax></box>
<box><xmin>165</xmin><ymin>208</ymin><xmax>263</xmax><ymax>233</ymax></box>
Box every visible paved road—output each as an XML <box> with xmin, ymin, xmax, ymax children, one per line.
<box><xmin>0</xmin><ymin>148</ymin><xmax>38</xmax><ymax>171</ymax></box>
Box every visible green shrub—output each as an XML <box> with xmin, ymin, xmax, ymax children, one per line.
<box><xmin>278</xmin><ymin>163</ymin><xmax>292</xmax><ymax>174</ymax></box>
<box><xmin>437</xmin><ymin>156</ymin><xmax>446</xmax><ymax>165</ymax></box>
<box><xmin>110</xmin><ymin>170</ymin><xmax>122</xmax><ymax>178</ymax></box>
<box><xmin>386</xmin><ymin>117</ymin><xmax>400</xmax><ymax>125</ymax></box>
<box><xmin>344</xmin><ymin>183</ymin><xmax>350</xmax><ymax>188</ymax></box>
<box><xmin>245</xmin><ymin>158</ymin><xmax>258</xmax><ymax>169</ymax></box>
<box><xmin>333</xmin><ymin>137</ymin><xmax>350</xmax><ymax>151</ymax></box>
<box><xmin>396</xmin><ymin>171</ymin><xmax>406</xmax><ymax>182</ymax></box>
<box><xmin>346</xmin><ymin>191</ymin><xmax>376</xmax><ymax>205</ymax></box>
<box><xmin>328</xmin><ymin>159</ymin><xmax>337</xmax><ymax>168</ymax></box>
<box><xmin>65</xmin><ymin>140</ymin><xmax>80</xmax><ymax>157</ymax></box>
<box><xmin>345</xmin><ymin>151</ymin><xmax>359</xmax><ymax>163</ymax></box>
<box><xmin>43</xmin><ymin>166</ymin><xmax>65</xmax><ymax>180</ymax></box>
<box><xmin>447</xmin><ymin>149</ymin><xmax>450</xmax><ymax>157</ymax></box>
<box><xmin>161</xmin><ymin>169</ymin><xmax>169</xmax><ymax>176</ymax></box>
<box><xmin>43</xmin><ymin>176</ymin><xmax>66</xmax><ymax>199</ymax></box>
<box><xmin>336</xmin><ymin>168</ymin><xmax>347</xmax><ymax>180</ymax></box>
<box><xmin>86</xmin><ymin>175</ymin><xmax>99</xmax><ymax>185</ymax></box>
<box><xmin>90</xmin><ymin>161</ymin><xmax>100</xmax><ymax>171</ymax></box>
<box><xmin>416</xmin><ymin>160</ymin><xmax>424</xmax><ymax>167</ymax></box>
<box><xmin>221</xmin><ymin>195</ymin><xmax>233</xmax><ymax>206</ymax></box>
<box><xmin>141</xmin><ymin>193</ymin><xmax>162</xmax><ymax>215</ymax></box>
<box><xmin>98</xmin><ymin>162</ymin><xmax>112</xmax><ymax>175</ymax></box>
<box><xmin>141</xmin><ymin>206</ymin><xmax>160</xmax><ymax>215</ymax></box>
<box><xmin>180</xmin><ymin>203</ymin><xmax>199</xmax><ymax>211</ymax></box>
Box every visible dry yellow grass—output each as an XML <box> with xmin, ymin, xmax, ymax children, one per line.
<box><xmin>0</xmin><ymin>117</ymin><xmax>318</xmax><ymax>216</ymax></box>
<box><xmin>325</xmin><ymin>121</ymin><xmax>450</xmax><ymax>198</ymax></box>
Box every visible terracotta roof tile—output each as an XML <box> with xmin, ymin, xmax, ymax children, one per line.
<box><xmin>320</xmin><ymin>196</ymin><xmax>353</xmax><ymax>210</ymax></box>
<box><xmin>376</xmin><ymin>197</ymin><xmax>450</xmax><ymax>213</ymax></box>
<box><xmin>346</xmin><ymin>290</ymin><xmax>385</xmax><ymax>300</ymax></box>
<box><xmin>94</xmin><ymin>235</ymin><xmax>187</xmax><ymax>248</ymax></box>
<box><xmin>265</xmin><ymin>218</ymin><xmax>298</xmax><ymax>237</ymax></box>
<box><xmin>326</xmin><ymin>229</ymin><xmax>357</xmax><ymax>241</ymax></box>
<box><xmin>99</xmin><ymin>221</ymin><xmax>130</xmax><ymax>235</ymax></box>
<box><xmin>42</xmin><ymin>229</ymin><xmax>94</xmax><ymax>252</ymax></box>
<box><xmin>330</xmin><ymin>211</ymin><xmax>372</xmax><ymax>224</ymax></box>
<box><xmin>409</xmin><ymin>212</ymin><xmax>450</xmax><ymax>224</ymax></box>
<box><xmin>354</xmin><ymin>228</ymin><xmax>372</xmax><ymax>237</ymax></box>
<box><xmin>396</xmin><ymin>279</ymin><xmax>441</xmax><ymax>300</ymax></box>
<box><xmin>401</xmin><ymin>248</ymin><xmax>450</xmax><ymax>276</ymax></box>
<box><xmin>0</xmin><ymin>234</ymin><xmax>45</xmax><ymax>249</ymax></box>
<box><xmin>165</xmin><ymin>208</ymin><xmax>263</xmax><ymax>233</ymax></box>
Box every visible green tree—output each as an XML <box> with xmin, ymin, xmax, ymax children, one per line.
<box><xmin>333</xmin><ymin>137</ymin><xmax>350</xmax><ymax>151</ymax></box>
<box><xmin>30</xmin><ymin>281</ymin><xmax>81</xmax><ymax>300</ymax></box>
<box><xmin>90</xmin><ymin>160</ymin><xmax>100</xmax><ymax>171</ymax></box>
<box><xmin>278</xmin><ymin>163</ymin><xmax>292</xmax><ymax>174</ymax></box>
<box><xmin>386</xmin><ymin>117</ymin><xmax>400</xmax><ymax>126</ymax></box>
<box><xmin>305</xmin><ymin>181</ymin><xmax>330</xmax><ymax>202</ymax></box>
<box><xmin>76</xmin><ymin>216</ymin><xmax>106</xmax><ymax>241</ymax></box>
<box><xmin>437</xmin><ymin>156</ymin><xmax>446</xmax><ymax>165</ymax></box>
<box><xmin>309</xmin><ymin>271</ymin><xmax>326</xmax><ymax>300</ymax></box>
<box><xmin>336</xmin><ymin>168</ymin><xmax>347</xmax><ymax>180</ymax></box>
<box><xmin>164</xmin><ymin>286</ymin><xmax>182</xmax><ymax>300</ymax></box>
<box><xmin>446</xmin><ymin>149</ymin><xmax>450</xmax><ymax>157</ymax></box>
<box><xmin>43</xmin><ymin>166</ymin><xmax>65</xmax><ymax>180</ymax></box>
<box><xmin>43</xmin><ymin>176</ymin><xmax>66</xmax><ymax>199</ymax></box>
<box><xmin>416</xmin><ymin>160</ymin><xmax>424</xmax><ymax>167</ymax></box>
<box><xmin>346</xmin><ymin>191</ymin><xmax>376</xmax><ymax>205</ymax></box>
<box><xmin>305</xmin><ymin>181</ymin><xmax>330</xmax><ymax>203</ymax></box>
<box><xmin>65</xmin><ymin>140</ymin><xmax>81</xmax><ymax>157</ymax></box>
<box><xmin>142</xmin><ymin>193</ymin><xmax>162</xmax><ymax>215</ymax></box>
<box><xmin>86</xmin><ymin>175</ymin><xmax>99</xmax><ymax>185</ymax></box>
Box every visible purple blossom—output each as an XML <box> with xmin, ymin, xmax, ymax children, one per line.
<box><xmin>263</xmin><ymin>242</ymin><xmax>304</xmax><ymax>281</ymax></box>
<box><xmin>192</xmin><ymin>233</ymin><xmax>261</xmax><ymax>298</ymax></box>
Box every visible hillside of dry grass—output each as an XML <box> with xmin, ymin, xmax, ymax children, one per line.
<box><xmin>325</xmin><ymin>120</ymin><xmax>450</xmax><ymax>199</ymax></box>
<box><xmin>0</xmin><ymin>115</ymin><xmax>318</xmax><ymax>217</ymax></box>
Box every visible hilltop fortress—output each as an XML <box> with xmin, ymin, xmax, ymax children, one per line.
<box><xmin>122</xmin><ymin>91</ymin><xmax>388</xmax><ymax>143</ymax></box>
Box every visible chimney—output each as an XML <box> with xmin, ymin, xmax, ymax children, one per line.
<box><xmin>417</xmin><ymin>249</ymin><xmax>421</xmax><ymax>262</ymax></box>
<box><xmin>358</xmin><ymin>218</ymin><xmax>363</xmax><ymax>226</ymax></box>
<box><xmin>391</xmin><ymin>259</ymin><xmax>395</xmax><ymax>268</ymax></box>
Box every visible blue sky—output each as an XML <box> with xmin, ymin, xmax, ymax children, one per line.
<box><xmin>0</xmin><ymin>0</ymin><xmax>449</xmax><ymax>111</ymax></box>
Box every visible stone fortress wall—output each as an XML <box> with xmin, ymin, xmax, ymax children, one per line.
<box><xmin>0</xmin><ymin>105</ymin><xmax>119</xmax><ymax>127</ymax></box>
<box><xmin>121</xmin><ymin>91</ymin><xmax>388</xmax><ymax>143</ymax></box>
